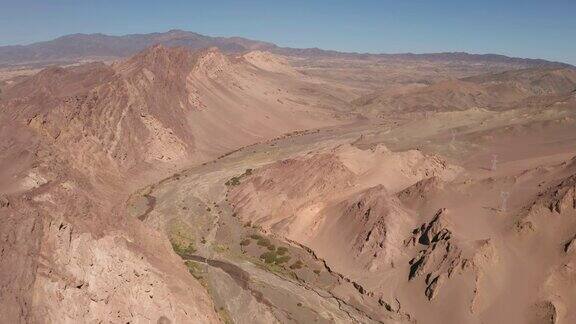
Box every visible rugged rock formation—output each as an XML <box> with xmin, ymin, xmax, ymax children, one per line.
<box><xmin>405</xmin><ymin>209</ymin><xmax>462</xmax><ymax>299</ymax></box>
<box><xmin>518</xmin><ymin>171</ymin><xmax>576</xmax><ymax>234</ymax></box>
<box><xmin>564</xmin><ymin>235</ymin><xmax>576</xmax><ymax>254</ymax></box>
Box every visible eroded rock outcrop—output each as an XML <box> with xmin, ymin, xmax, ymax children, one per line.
<box><xmin>32</xmin><ymin>218</ymin><xmax>218</xmax><ymax>323</ymax></box>
<box><xmin>406</xmin><ymin>209</ymin><xmax>462</xmax><ymax>300</ymax></box>
<box><xmin>517</xmin><ymin>172</ymin><xmax>576</xmax><ymax>235</ymax></box>
<box><xmin>327</xmin><ymin>185</ymin><xmax>416</xmax><ymax>271</ymax></box>
<box><xmin>564</xmin><ymin>235</ymin><xmax>576</xmax><ymax>254</ymax></box>
<box><xmin>404</xmin><ymin>209</ymin><xmax>495</xmax><ymax>302</ymax></box>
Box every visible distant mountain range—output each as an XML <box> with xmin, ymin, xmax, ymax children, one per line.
<box><xmin>0</xmin><ymin>29</ymin><xmax>572</xmax><ymax>68</ymax></box>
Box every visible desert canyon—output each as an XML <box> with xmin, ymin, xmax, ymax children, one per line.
<box><xmin>0</xmin><ymin>30</ymin><xmax>576</xmax><ymax>323</ymax></box>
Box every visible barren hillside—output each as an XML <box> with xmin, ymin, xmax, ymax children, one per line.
<box><xmin>0</xmin><ymin>46</ymin><xmax>349</xmax><ymax>323</ymax></box>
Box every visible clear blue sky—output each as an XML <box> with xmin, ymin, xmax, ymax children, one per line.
<box><xmin>1</xmin><ymin>0</ymin><xmax>575</xmax><ymax>64</ymax></box>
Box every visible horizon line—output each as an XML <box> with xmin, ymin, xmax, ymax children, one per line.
<box><xmin>1</xmin><ymin>28</ymin><xmax>573</xmax><ymax>66</ymax></box>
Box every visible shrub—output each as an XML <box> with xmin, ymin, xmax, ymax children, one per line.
<box><xmin>257</xmin><ymin>238</ymin><xmax>271</xmax><ymax>247</ymax></box>
<box><xmin>259</xmin><ymin>249</ymin><xmax>291</xmax><ymax>265</ymax></box>
<box><xmin>276</xmin><ymin>247</ymin><xmax>288</xmax><ymax>255</ymax></box>
<box><xmin>225</xmin><ymin>169</ymin><xmax>253</xmax><ymax>186</ymax></box>
<box><xmin>172</xmin><ymin>242</ymin><xmax>196</xmax><ymax>257</ymax></box>
<box><xmin>185</xmin><ymin>261</ymin><xmax>203</xmax><ymax>279</ymax></box>
<box><xmin>276</xmin><ymin>255</ymin><xmax>291</xmax><ymax>264</ymax></box>
<box><xmin>240</xmin><ymin>239</ymin><xmax>251</xmax><ymax>246</ymax></box>
<box><xmin>216</xmin><ymin>306</ymin><xmax>233</xmax><ymax>324</ymax></box>
<box><xmin>225</xmin><ymin>177</ymin><xmax>241</xmax><ymax>186</ymax></box>
<box><xmin>260</xmin><ymin>251</ymin><xmax>277</xmax><ymax>264</ymax></box>
<box><xmin>289</xmin><ymin>260</ymin><xmax>304</xmax><ymax>270</ymax></box>
<box><xmin>213</xmin><ymin>244</ymin><xmax>228</xmax><ymax>253</ymax></box>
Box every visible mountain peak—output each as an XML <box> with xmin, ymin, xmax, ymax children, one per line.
<box><xmin>192</xmin><ymin>47</ymin><xmax>232</xmax><ymax>76</ymax></box>
<box><xmin>116</xmin><ymin>45</ymin><xmax>195</xmax><ymax>77</ymax></box>
<box><xmin>131</xmin><ymin>44</ymin><xmax>191</xmax><ymax>62</ymax></box>
<box><xmin>114</xmin><ymin>45</ymin><xmax>234</xmax><ymax>81</ymax></box>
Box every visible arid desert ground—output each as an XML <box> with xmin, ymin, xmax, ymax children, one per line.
<box><xmin>1</xmin><ymin>30</ymin><xmax>576</xmax><ymax>323</ymax></box>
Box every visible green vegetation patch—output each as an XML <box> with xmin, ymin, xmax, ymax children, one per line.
<box><xmin>260</xmin><ymin>251</ymin><xmax>277</xmax><ymax>264</ymax></box>
<box><xmin>217</xmin><ymin>306</ymin><xmax>233</xmax><ymax>324</ymax></box>
<box><xmin>172</xmin><ymin>241</ymin><xmax>196</xmax><ymax>257</ymax></box>
<box><xmin>185</xmin><ymin>260</ymin><xmax>204</xmax><ymax>279</ymax></box>
<box><xmin>168</xmin><ymin>219</ymin><xmax>196</xmax><ymax>257</ymax></box>
<box><xmin>212</xmin><ymin>244</ymin><xmax>229</xmax><ymax>253</ymax></box>
<box><xmin>259</xmin><ymin>250</ymin><xmax>291</xmax><ymax>265</ymax></box>
<box><xmin>276</xmin><ymin>255</ymin><xmax>291</xmax><ymax>264</ymax></box>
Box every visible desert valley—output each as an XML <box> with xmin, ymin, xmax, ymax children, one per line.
<box><xmin>1</xmin><ymin>29</ymin><xmax>576</xmax><ymax>324</ymax></box>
